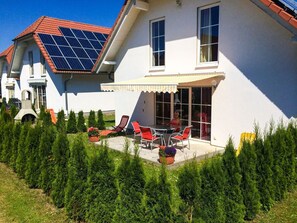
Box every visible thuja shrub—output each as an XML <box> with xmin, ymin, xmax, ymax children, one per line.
<box><xmin>25</xmin><ymin>124</ymin><xmax>43</xmax><ymax>188</ymax></box>
<box><xmin>177</xmin><ymin>160</ymin><xmax>201</xmax><ymax>222</ymax></box>
<box><xmin>16</xmin><ymin>123</ymin><xmax>30</xmax><ymax>179</ymax></box>
<box><xmin>222</xmin><ymin>138</ymin><xmax>245</xmax><ymax>223</ymax></box>
<box><xmin>287</xmin><ymin>122</ymin><xmax>297</xmax><ymax>183</ymax></box>
<box><xmin>51</xmin><ymin>132</ymin><xmax>70</xmax><ymax>208</ymax></box>
<box><xmin>198</xmin><ymin>156</ymin><xmax>226</xmax><ymax>223</ymax></box>
<box><xmin>97</xmin><ymin>109</ymin><xmax>105</xmax><ymax>130</ymax></box>
<box><xmin>85</xmin><ymin>142</ymin><xmax>118</xmax><ymax>223</ymax></box>
<box><xmin>43</xmin><ymin>111</ymin><xmax>53</xmax><ymax>127</ymax></box>
<box><xmin>56</xmin><ymin>110</ymin><xmax>66</xmax><ymax>133</ymax></box>
<box><xmin>10</xmin><ymin>122</ymin><xmax>22</xmax><ymax>171</ymax></box>
<box><xmin>238</xmin><ymin>141</ymin><xmax>260</xmax><ymax>220</ymax></box>
<box><xmin>38</xmin><ymin>125</ymin><xmax>57</xmax><ymax>195</ymax></box>
<box><xmin>77</xmin><ymin>111</ymin><xmax>87</xmax><ymax>132</ymax></box>
<box><xmin>254</xmin><ymin>127</ymin><xmax>274</xmax><ymax>211</ymax></box>
<box><xmin>88</xmin><ymin>110</ymin><xmax>96</xmax><ymax>128</ymax></box>
<box><xmin>65</xmin><ymin>134</ymin><xmax>88</xmax><ymax>221</ymax></box>
<box><xmin>67</xmin><ymin>111</ymin><xmax>77</xmax><ymax>134</ymax></box>
<box><xmin>1</xmin><ymin>122</ymin><xmax>14</xmax><ymax>163</ymax></box>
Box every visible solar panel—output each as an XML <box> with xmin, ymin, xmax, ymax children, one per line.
<box><xmin>38</xmin><ymin>27</ymin><xmax>108</xmax><ymax>71</ymax></box>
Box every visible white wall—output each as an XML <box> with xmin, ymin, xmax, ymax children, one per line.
<box><xmin>113</xmin><ymin>0</ymin><xmax>297</xmax><ymax>147</ymax></box>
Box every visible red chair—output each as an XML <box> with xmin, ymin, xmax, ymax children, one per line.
<box><xmin>100</xmin><ymin>115</ymin><xmax>129</xmax><ymax>137</ymax></box>
<box><xmin>131</xmin><ymin>121</ymin><xmax>141</xmax><ymax>141</ymax></box>
<box><xmin>169</xmin><ymin>126</ymin><xmax>192</xmax><ymax>151</ymax></box>
<box><xmin>139</xmin><ymin>126</ymin><xmax>162</xmax><ymax>151</ymax></box>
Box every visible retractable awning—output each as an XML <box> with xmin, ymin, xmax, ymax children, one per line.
<box><xmin>101</xmin><ymin>72</ymin><xmax>225</xmax><ymax>93</ymax></box>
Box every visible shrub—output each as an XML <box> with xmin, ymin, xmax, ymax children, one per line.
<box><xmin>10</xmin><ymin>122</ymin><xmax>22</xmax><ymax>171</ymax></box>
<box><xmin>1</xmin><ymin>122</ymin><xmax>13</xmax><ymax>163</ymax></box>
<box><xmin>51</xmin><ymin>132</ymin><xmax>70</xmax><ymax>208</ymax></box>
<box><xmin>56</xmin><ymin>110</ymin><xmax>66</xmax><ymax>133</ymax></box>
<box><xmin>77</xmin><ymin>111</ymin><xmax>87</xmax><ymax>132</ymax></box>
<box><xmin>16</xmin><ymin>123</ymin><xmax>30</xmax><ymax>178</ymax></box>
<box><xmin>97</xmin><ymin>110</ymin><xmax>105</xmax><ymax>130</ymax></box>
<box><xmin>67</xmin><ymin>111</ymin><xmax>77</xmax><ymax>134</ymax></box>
<box><xmin>88</xmin><ymin>110</ymin><xmax>96</xmax><ymax>128</ymax></box>
<box><xmin>238</xmin><ymin>141</ymin><xmax>260</xmax><ymax>220</ymax></box>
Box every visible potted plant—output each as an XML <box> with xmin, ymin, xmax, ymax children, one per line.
<box><xmin>88</xmin><ymin>127</ymin><xmax>100</xmax><ymax>142</ymax></box>
<box><xmin>158</xmin><ymin>146</ymin><xmax>177</xmax><ymax>165</ymax></box>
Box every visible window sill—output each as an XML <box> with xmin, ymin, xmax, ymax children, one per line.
<box><xmin>195</xmin><ymin>62</ymin><xmax>219</xmax><ymax>70</ymax></box>
<box><xmin>149</xmin><ymin>66</ymin><xmax>165</xmax><ymax>73</ymax></box>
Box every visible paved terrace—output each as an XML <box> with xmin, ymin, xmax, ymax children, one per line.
<box><xmin>96</xmin><ymin>136</ymin><xmax>225</xmax><ymax>168</ymax></box>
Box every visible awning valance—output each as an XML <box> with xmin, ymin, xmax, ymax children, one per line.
<box><xmin>101</xmin><ymin>72</ymin><xmax>225</xmax><ymax>93</ymax></box>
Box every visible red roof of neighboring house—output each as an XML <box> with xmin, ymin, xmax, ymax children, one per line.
<box><xmin>260</xmin><ymin>0</ymin><xmax>297</xmax><ymax>29</ymax></box>
<box><xmin>15</xmin><ymin>16</ymin><xmax>111</xmax><ymax>74</ymax></box>
<box><xmin>0</xmin><ymin>45</ymin><xmax>14</xmax><ymax>65</ymax></box>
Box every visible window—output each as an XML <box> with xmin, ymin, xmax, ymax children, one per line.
<box><xmin>34</xmin><ymin>85</ymin><xmax>47</xmax><ymax>109</ymax></box>
<box><xmin>40</xmin><ymin>51</ymin><xmax>46</xmax><ymax>75</ymax></box>
<box><xmin>151</xmin><ymin>19</ymin><xmax>165</xmax><ymax>67</ymax></box>
<box><xmin>155</xmin><ymin>92</ymin><xmax>171</xmax><ymax>125</ymax></box>
<box><xmin>198</xmin><ymin>5</ymin><xmax>219</xmax><ymax>63</ymax></box>
<box><xmin>28</xmin><ymin>51</ymin><xmax>34</xmax><ymax>76</ymax></box>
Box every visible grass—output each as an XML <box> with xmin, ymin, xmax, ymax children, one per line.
<box><xmin>0</xmin><ymin>163</ymin><xmax>70</xmax><ymax>223</ymax></box>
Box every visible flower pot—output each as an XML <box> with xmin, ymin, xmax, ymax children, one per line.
<box><xmin>159</xmin><ymin>155</ymin><xmax>175</xmax><ymax>165</ymax></box>
<box><xmin>89</xmin><ymin>136</ymin><xmax>99</xmax><ymax>142</ymax></box>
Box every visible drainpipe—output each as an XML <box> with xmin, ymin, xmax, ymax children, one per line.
<box><xmin>64</xmin><ymin>74</ymin><xmax>73</xmax><ymax>116</ymax></box>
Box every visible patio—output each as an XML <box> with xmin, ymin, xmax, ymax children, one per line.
<box><xmin>96</xmin><ymin>136</ymin><xmax>225</xmax><ymax>168</ymax></box>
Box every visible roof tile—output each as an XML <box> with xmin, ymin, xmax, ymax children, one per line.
<box><xmin>0</xmin><ymin>45</ymin><xmax>14</xmax><ymax>64</ymax></box>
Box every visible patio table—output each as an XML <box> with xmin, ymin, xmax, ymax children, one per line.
<box><xmin>149</xmin><ymin>125</ymin><xmax>178</xmax><ymax>146</ymax></box>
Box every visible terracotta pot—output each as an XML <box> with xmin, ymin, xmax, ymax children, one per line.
<box><xmin>89</xmin><ymin>136</ymin><xmax>100</xmax><ymax>142</ymax></box>
<box><xmin>159</xmin><ymin>155</ymin><xmax>175</xmax><ymax>165</ymax></box>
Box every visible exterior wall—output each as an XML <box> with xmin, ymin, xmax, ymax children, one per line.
<box><xmin>17</xmin><ymin>42</ymin><xmax>115</xmax><ymax>114</ymax></box>
<box><xmin>113</xmin><ymin>0</ymin><xmax>297</xmax><ymax>147</ymax></box>
<box><xmin>0</xmin><ymin>63</ymin><xmax>16</xmax><ymax>100</ymax></box>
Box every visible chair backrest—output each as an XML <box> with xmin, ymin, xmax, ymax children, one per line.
<box><xmin>182</xmin><ymin>126</ymin><xmax>192</xmax><ymax>139</ymax></box>
<box><xmin>131</xmin><ymin>121</ymin><xmax>141</xmax><ymax>134</ymax></box>
<box><xmin>139</xmin><ymin>126</ymin><xmax>153</xmax><ymax>140</ymax></box>
<box><xmin>114</xmin><ymin>115</ymin><xmax>129</xmax><ymax>132</ymax></box>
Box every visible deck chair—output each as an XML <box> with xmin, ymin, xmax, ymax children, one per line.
<box><xmin>131</xmin><ymin>121</ymin><xmax>141</xmax><ymax>141</ymax></box>
<box><xmin>169</xmin><ymin>126</ymin><xmax>192</xmax><ymax>151</ymax></box>
<box><xmin>100</xmin><ymin>115</ymin><xmax>129</xmax><ymax>137</ymax></box>
<box><xmin>139</xmin><ymin>126</ymin><xmax>163</xmax><ymax>151</ymax></box>
<box><xmin>46</xmin><ymin>109</ymin><xmax>57</xmax><ymax>124</ymax></box>
<box><xmin>236</xmin><ymin>132</ymin><xmax>256</xmax><ymax>156</ymax></box>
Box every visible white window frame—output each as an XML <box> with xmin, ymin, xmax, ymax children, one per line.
<box><xmin>197</xmin><ymin>4</ymin><xmax>220</xmax><ymax>67</ymax></box>
<box><xmin>150</xmin><ymin>18</ymin><xmax>165</xmax><ymax>70</ymax></box>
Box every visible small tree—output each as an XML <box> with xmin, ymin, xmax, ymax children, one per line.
<box><xmin>222</xmin><ymin>138</ymin><xmax>245</xmax><ymax>223</ymax></box>
<box><xmin>1</xmin><ymin>122</ymin><xmax>14</xmax><ymax>163</ymax></box>
<box><xmin>51</xmin><ymin>132</ymin><xmax>70</xmax><ymax>208</ymax></box>
<box><xmin>16</xmin><ymin>123</ymin><xmax>30</xmax><ymax>178</ymax></box>
<box><xmin>67</xmin><ymin>110</ymin><xmax>77</xmax><ymax>133</ymax></box>
<box><xmin>85</xmin><ymin>142</ymin><xmax>118</xmax><ymax>223</ymax></box>
<box><xmin>56</xmin><ymin>110</ymin><xmax>66</xmax><ymax>133</ymax></box>
<box><xmin>77</xmin><ymin>111</ymin><xmax>87</xmax><ymax>132</ymax></box>
<box><xmin>10</xmin><ymin>122</ymin><xmax>22</xmax><ymax>171</ymax></box>
<box><xmin>97</xmin><ymin>109</ymin><xmax>105</xmax><ymax>130</ymax></box>
<box><xmin>177</xmin><ymin>160</ymin><xmax>201</xmax><ymax>222</ymax></box>
<box><xmin>88</xmin><ymin>110</ymin><xmax>96</xmax><ymax>128</ymax></box>
<box><xmin>238</xmin><ymin>141</ymin><xmax>261</xmax><ymax>220</ymax></box>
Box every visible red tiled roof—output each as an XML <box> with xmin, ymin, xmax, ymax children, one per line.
<box><xmin>0</xmin><ymin>45</ymin><xmax>14</xmax><ymax>65</ymax></box>
<box><xmin>260</xmin><ymin>0</ymin><xmax>297</xmax><ymax>29</ymax></box>
<box><xmin>14</xmin><ymin>16</ymin><xmax>111</xmax><ymax>74</ymax></box>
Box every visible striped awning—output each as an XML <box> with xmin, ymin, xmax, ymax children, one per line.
<box><xmin>101</xmin><ymin>72</ymin><xmax>225</xmax><ymax>93</ymax></box>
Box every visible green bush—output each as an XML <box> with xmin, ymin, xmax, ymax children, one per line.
<box><xmin>16</xmin><ymin>123</ymin><xmax>30</xmax><ymax>179</ymax></box>
<box><xmin>67</xmin><ymin>111</ymin><xmax>77</xmax><ymax>134</ymax></box>
<box><xmin>56</xmin><ymin>110</ymin><xmax>66</xmax><ymax>133</ymax></box>
<box><xmin>1</xmin><ymin>122</ymin><xmax>13</xmax><ymax>163</ymax></box>
<box><xmin>88</xmin><ymin>110</ymin><xmax>96</xmax><ymax>128</ymax></box>
<box><xmin>77</xmin><ymin>111</ymin><xmax>87</xmax><ymax>132</ymax></box>
<box><xmin>10</xmin><ymin>122</ymin><xmax>22</xmax><ymax>171</ymax></box>
<box><xmin>97</xmin><ymin>110</ymin><xmax>105</xmax><ymax>130</ymax></box>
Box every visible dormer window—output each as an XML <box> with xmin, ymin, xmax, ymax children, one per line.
<box><xmin>150</xmin><ymin>18</ymin><xmax>165</xmax><ymax>67</ymax></box>
<box><xmin>28</xmin><ymin>51</ymin><xmax>34</xmax><ymax>76</ymax></box>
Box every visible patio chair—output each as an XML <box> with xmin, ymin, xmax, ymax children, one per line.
<box><xmin>100</xmin><ymin>115</ymin><xmax>129</xmax><ymax>137</ymax></box>
<box><xmin>139</xmin><ymin>126</ymin><xmax>163</xmax><ymax>151</ymax></box>
<box><xmin>169</xmin><ymin>126</ymin><xmax>192</xmax><ymax>151</ymax></box>
<box><xmin>131</xmin><ymin>121</ymin><xmax>141</xmax><ymax>141</ymax></box>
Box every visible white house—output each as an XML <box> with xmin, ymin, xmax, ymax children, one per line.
<box><xmin>94</xmin><ymin>0</ymin><xmax>297</xmax><ymax>147</ymax></box>
<box><xmin>0</xmin><ymin>45</ymin><xmax>15</xmax><ymax>101</ymax></box>
<box><xmin>4</xmin><ymin>16</ymin><xmax>115</xmax><ymax>115</ymax></box>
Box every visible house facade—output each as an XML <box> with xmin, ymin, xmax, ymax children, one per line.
<box><xmin>2</xmin><ymin>16</ymin><xmax>115</xmax><ymax>114</ymax></box>
<box><xmin>95</xmin><ymin>0</ymin><xmax>297</xmax><ymax>147</ymax></box>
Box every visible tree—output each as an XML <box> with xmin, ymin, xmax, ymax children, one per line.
<box><xmin>51</xmin><ymin>132</ymin><xmax>70</xmax><ymax>208</ymax></box>
<box><xmin>38</xmin><ymin>125</ymin><xmax>57</xmax><ymax>195</ymax></box>
<box><xmin>16</xmin><ymin>123</ymin><xmax>30</xmax><ymax>178</ymax></box>
<box><xmin>97</xmin><ymin>109</ymin><xmax>105</xmax><ymax>130</ymax></box>
<box><xmin>56</xmin><ymin>110</ymin><xmax>66</xmax><ymax>133</ymax></box>
<box><xmin>88</xmin><ymin>110</ymin><xmax>96</xmax><ymax>128</ymax></box>
<box><xmin>177</xmin><ymin>160</ymin><xmax>201</xmax><ymax>222</ymax></box>
<box><xmin>1</xmin><ymin>122</ymin><xmax>14</xmax><ymax>163</ymax></box>
<box><xmin>77</xmin><ymin>111</ymin><xmax>87</xmax><ymax>132</ymax></box>
<box><xmin>222</xmin><ymin>138</ymin><xmax>245</xmax><ymax>222</ymax></box>
<box><xmin>67</xmin><ymin>110</ymin><xmax>77</xmax><ymax>133</ymax></box>
<box><xmin>10</xmin><ymin>122</ymin><xmax>22</xmax><ymax>171</ymax></box>
<box><xmin>238</xmin><ymin>141</ymin><xmax>260</xmax><ymax>220</ymax></box>
<box><xmin>85</xmin><ymin>142</ymin><xmax>118</xmax><ymax>223</ymax></box>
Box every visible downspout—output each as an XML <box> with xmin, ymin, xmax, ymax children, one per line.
<box><xmin>64</xmin><ymin>74</ymin><xmax>73</xmax><ymax>116</ymax></box>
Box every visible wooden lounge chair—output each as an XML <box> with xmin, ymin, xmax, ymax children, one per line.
<box><xmin>100</xmin><ymin>115</ymin><xmax>129</xmax><ymax>137</ymax></box>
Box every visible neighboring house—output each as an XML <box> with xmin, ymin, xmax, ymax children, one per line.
<box><xmin>94</xmin><ymin>0</ymin><xmax>297</xmax><ymax>147</ymax></box>
<box><xmin>6</xmin><ymin>16</ymin><xmax>115</xmax><ymax>114</ymax></box>
<box><xmin>0</xmin><ymin>45</ymin><xmax>15</xmax><ymax>101</ymax></box>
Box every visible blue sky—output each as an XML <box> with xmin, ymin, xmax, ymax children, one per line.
<box><xmin>0</xmin><ymin>0</ymin><xmax>124</xmax><ymax>52</ymax></box>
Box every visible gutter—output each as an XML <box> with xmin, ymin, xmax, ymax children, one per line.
<box><xmin>64</xmin><ymin>74</ymin><xmax>73</xmax><ymax>116</ymax></box>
